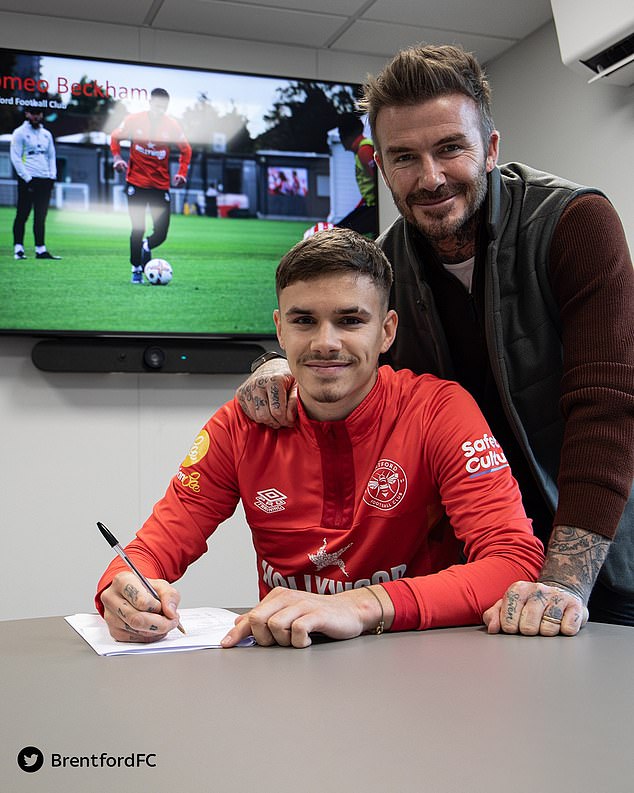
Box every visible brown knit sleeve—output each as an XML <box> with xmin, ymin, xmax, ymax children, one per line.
<box><xmin>549</xmin><ymin>193</ymin><xmax>634</xmax><ymax>539</ymax></box>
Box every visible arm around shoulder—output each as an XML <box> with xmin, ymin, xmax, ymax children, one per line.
<box><xmin>235</xmin><ymin>355</ymin><xmax>297</xmax><ymax>428</ymax></box>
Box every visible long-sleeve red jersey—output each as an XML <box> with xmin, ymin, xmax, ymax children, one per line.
<box><xmin>110</xmin><ymin>110</ymin><xmax>191</xmax><ymax>190</ymax></box>
<box><xmin>96</xmin><ymin>368</ymin><xmax>544</xmax><ymax>630</ymax></box>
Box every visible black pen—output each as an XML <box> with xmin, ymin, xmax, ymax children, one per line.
<box><xmin>97</xmin><ymin>521</ymin><xmax>185</xmax><ymax>634</ymax></box>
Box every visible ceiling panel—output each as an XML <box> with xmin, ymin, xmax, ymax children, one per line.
<box><xmin>332</xmin><ymin>20</ymin><xmax>517</xmax><ymax>63</ymax></box>
<box><xmin>362</xmin><ymin>0</ymin><xmax>553</xmax><ymax>40</ymax></box>
<box><xmin>154</xmin><ymin>0</ymin><xmax>345</xmax><ymax>47</ymax></box>
<box><xmin>201</xmin><ymin>0</ymin><xmax>368</xmax><ymax>15</ymax></box>
<box><xmin>0</xmin><ymin>0</ymin><xmax>154</xmax><ymax>26</ymax></box>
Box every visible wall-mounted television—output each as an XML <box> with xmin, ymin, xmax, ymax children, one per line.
<box><xmin>0</xmin><ymin>47</ymin><xmax>375</xmax><ymax>356</ymax></box>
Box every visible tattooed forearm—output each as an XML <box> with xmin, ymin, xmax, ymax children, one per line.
<box><xmin>538</xmin><ymin>524</ymin><xmax>611</xmax><ymax>603</ymax></box>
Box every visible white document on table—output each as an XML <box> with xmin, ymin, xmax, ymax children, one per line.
<box><xmin>65</xmin><ymin>607</ymin><xmax>255</xmax><ymax>656</ymax></box>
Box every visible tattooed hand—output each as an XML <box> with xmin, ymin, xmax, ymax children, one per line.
<box><xmin>100</xmin><ymin>571</ymin><xmax>182</xmax><ymax>643</ymax></box>
<box><xmin>236</xmin><ymin>357</ymin><xmax>298</xmax><ymax>429</ymax></box>
<box><xmin>483</xmin><ymin>582</ymin><xmax>589</xmax><ymax>636</ymax></box>
<box><xmin>483</xmin><ymin>525</ymin><xmax>609</xmax><ymax>636</ymax></box>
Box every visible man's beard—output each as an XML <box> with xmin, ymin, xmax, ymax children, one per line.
<box><xmin>392</xmin><ymin>164</ymin><xmax>488</xmax><ymax>244</ymax></box>
<box><xmin>298</xmin><ymin>354</ymin><xmax>359</xmax><ymax>404</ymax></box>
<box><xmin>311</xmin><ymin>387</ymin><xmax>345</xmax><ymax>404</ymax></box>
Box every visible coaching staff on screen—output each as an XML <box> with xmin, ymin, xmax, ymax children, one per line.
<box><xmin>10</xmin><ymin>107</ymin><xmax>61</xmax><ymax>261</ymax></box>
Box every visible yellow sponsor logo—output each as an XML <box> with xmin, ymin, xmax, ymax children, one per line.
<box><xmin>181</xmin><ymin>430</ymin><xmax>210</xmax><ymax>468</ymax></box>
<box><xmin>177</xmin><ymin>470</ymin><xmax>201</xmax><ymax>493</ymax></box>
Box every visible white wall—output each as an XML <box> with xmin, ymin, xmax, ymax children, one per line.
<box><xmin>1</xmin><ymin>13</ymin><xmax>632</xmax><ymax>620</ymax></box>
<box><xmin>487</xmin><ymin>20</ymin><xmax>633</xmax><ymax>247</ymax></box>
<box><xmin>1</xmin><ymin>337</ymin><xmax>257</xmax><ymax>618</ymax></box>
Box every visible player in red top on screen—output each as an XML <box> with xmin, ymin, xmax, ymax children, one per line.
<box><xmin>97</xmin><ymin>227</ymin><xmax>544</xmax><ymax>648</ymax></box>
<box><xmin>110</xmin><ymin>87</ymin><xmax>192</xmax><ymax>284</ymax></box>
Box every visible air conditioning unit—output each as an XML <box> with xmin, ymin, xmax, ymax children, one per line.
<box><xmin>551</xmin><ymin>0</ymin><xmax>634</xmax><ymax>85</ymax></box>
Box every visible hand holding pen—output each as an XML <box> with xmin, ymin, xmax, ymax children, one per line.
<box><xmin>97</xmin><ymin>522</ymin><xmax>186</xmax><ymax>641</ymax></box>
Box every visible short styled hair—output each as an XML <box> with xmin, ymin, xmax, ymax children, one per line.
<box><xmin>275</xmin><ymin>227</ymin><xmax>393</xmax><ymax>310</ymax></box>
<box><xmin>359</xmin><ymin>44</ymin><xmax>494</xmax><ymax>149</ymax></box>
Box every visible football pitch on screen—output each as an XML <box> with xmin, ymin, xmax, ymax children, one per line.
<box><xmin>0</xmin><ymin>207</ymin><xmax>309</xmax><ymax>336</ymax></box>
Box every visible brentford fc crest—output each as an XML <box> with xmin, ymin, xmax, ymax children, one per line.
<box><xmin>363</xmin><ymin>459</ymin><xmax>407</xmax><ymax>511</ymax></box>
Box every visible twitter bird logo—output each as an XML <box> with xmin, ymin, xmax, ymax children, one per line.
<box><xmin>18</xmin><ymin>746</ymin><xmax>44</xmax><ymax>773</ymax></box>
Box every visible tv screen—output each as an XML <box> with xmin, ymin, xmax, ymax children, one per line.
<box><xmin>0</xmin><ymin>47</ymin><xmax>377</xmax><ymax>340</ymax></box>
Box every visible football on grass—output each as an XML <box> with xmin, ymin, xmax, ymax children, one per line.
<box><xmin>144</xmin><ymin>258</ymin><xmax>173</xmax><ymax>285</ymax></box>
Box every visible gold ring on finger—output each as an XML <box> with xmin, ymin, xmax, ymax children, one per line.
<box><xmin>541</xmin><ymin>614</ymin><xmax>562</xmax><ymax>625</ymax></box>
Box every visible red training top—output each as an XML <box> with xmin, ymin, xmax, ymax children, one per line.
<box><xmin>110</xmin><ymin>110</ymin><xmax>191</xmax><ymax>190</ymax></box>
<box><xmin>96</xmin><ymin>368</ymin><xmax>544</xmax><ymax>630</ymax></box>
